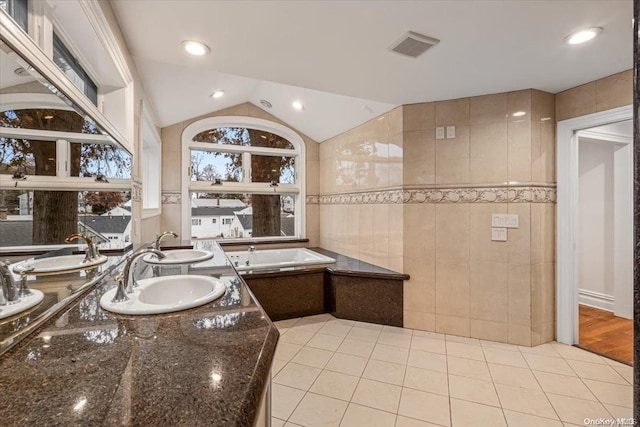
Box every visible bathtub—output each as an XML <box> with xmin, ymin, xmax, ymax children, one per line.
<box><xmin>225</xmin><ymin>248</ymin><xmax>335</xmax><ymax>271</ymax></box>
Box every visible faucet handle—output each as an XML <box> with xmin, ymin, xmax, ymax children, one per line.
<box><xmin>110</xmin><ymin>274</ymin><xmax>130</xmax><ymax>303</ymax></box>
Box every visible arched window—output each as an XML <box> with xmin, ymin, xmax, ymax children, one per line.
<box><xmin>182</xmin><ymin>117</ymin><xmax>305</xmax><ymax>241</ymax></box>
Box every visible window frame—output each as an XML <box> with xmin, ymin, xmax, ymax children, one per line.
<box><xmin>141</xmin><ymin>109</ymin><xmax>161</xmax><ymax>218</ymax></box>
<box><xmin>181</xmin><ymin>116</ymin><xmax>306</xmax><ymax>241</ymax></box>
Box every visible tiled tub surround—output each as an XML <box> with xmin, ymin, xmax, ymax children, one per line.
<box><xmin>0</xmin><ymin>243</ymin><xmax>278</xmax><ymax>426</ymax></box>
<box><xmin>270</xmin><ymin>314</ymin><xmax>633</xmax><ymax>427</ymax></box>
<box><xmin>236</xmin><ymin>248</ymin><xmax>408</xmax><ymax>326</ymax></box>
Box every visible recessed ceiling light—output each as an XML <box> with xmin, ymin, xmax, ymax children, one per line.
<box><xmin>512</xmin><ymin>111</ymin><xmax>526</xmax><ymax>117</ymax></box>
<box><xmin>182</xmin><ymin>40</ymin><xmax>210</xmax><ymax>56</ymax></box>
<box><xmin>260</xmin><ymin>99</ymin><xmax>272</xmax><ymax>109</ymax></box>
<box><xmin>564</xmin><ymin>27</ymin><xmax>602</xmax><ymax>45</ymax></box>
<box><xmin>211</xmin><ymin>90</ymin><xmax>224</xmax><ymax>99</ymax></box>
<box><xmin>292</xmin><ymin>101</ymin><xmax>304</xmax><ymax>111</ymax></box>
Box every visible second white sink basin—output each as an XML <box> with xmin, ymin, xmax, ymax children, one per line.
<box><xmin>0</xmin><ymin>290</ymin><xmax>45</xmax><ymax>320</ymax></box>
<box><xmin>99</xmin><ymin>275</ymin><xmax>226</xmax><ymax>315</ymax></box>
<box><xmin>142</xmin><ymin>249</ymin><xmax>213</xmax><ymax>265</ymax></box>
<box><xmin>12</xmin><ymin>254</ymin><xmax>108</xmax><ymax>276</ymax></box>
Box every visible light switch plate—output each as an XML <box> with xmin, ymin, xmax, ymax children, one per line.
<box><xmin>436</xmin><ymin>127</ymin><xmax>445</xmax><ymax>140</ymax></box>
<box><xmin>446</xmin><ymin>125</ymin><xmax>455</xmax><ymax>139</ymax></box>
<box><xmin>491</xmin><ymin>214</ymin><xmax>519</xmax><ymax>228</ymax></box>
<box><xmin>491</xmin><ymin>227</ymin><xmax>507</xmax><ymax>242</ymax></box>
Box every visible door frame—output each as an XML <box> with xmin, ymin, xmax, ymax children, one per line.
<box><xmin>556</xmin><ymin>104</ymin><xmax>633</xmax><ymax>345</ymax></box>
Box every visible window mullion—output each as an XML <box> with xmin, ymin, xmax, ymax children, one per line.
<box><xmin>243</xmin><ymin>152</ymin><xmax>251</xmax><ymax>184</ymax></box>
<box><xmin>57</xmin><ymin>139</ymin><xmax>69</xmax><ymax>178</ymax></box>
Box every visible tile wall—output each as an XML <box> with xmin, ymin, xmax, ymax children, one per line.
<box><xmin>159</xmin><ymin>102</ymin><xmax>320</xmax><ymax>246</ymax></box>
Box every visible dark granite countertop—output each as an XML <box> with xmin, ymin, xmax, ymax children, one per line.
<box><xmin>0</xmin><ymin>242</ymin><xmax>278</xmax><ymax>426</ymax></box>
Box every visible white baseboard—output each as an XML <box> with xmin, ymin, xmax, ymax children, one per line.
<box><xmin>578</xmin><ymin>289</ymin><xmax>614</xmax><ymax>312</ymax></box>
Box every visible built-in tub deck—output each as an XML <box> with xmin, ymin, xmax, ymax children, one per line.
<box><xmin>224</xmin><ymin>247</ymin><xmax>409</xmax><ymax>327</ymax></box>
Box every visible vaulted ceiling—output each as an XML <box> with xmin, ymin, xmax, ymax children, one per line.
<box><xmin>111</xmin><ymin>0</ymin><xmax>633</xmax><ymax>141</ymax></box>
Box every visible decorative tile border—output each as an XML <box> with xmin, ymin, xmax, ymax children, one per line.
<box><xmin>162</xmin><ymin>192</ymin><xmax>182</xmax><ymax>204</ymax></box>
<box><xmin>306</xmin><ymin>195</ymin><xmax>320</xmax><ymax>204</ymax></box>
<box><xmin>318</xmin><ymin>186</ymin><xmax>556</xmax><ymax>205</ymax></box>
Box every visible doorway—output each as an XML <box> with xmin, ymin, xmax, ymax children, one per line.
<box><xmin>556</xmin><ymin>105</ymin><xmax>633</xmax><ymax>365</ymax></box>
<box><xmin>576</xmin><ymin>120</ymin><xmax>633</xmax><ymax>363</ymax></box>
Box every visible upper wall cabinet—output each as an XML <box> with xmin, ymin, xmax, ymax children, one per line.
<box><xmin>0</xmin><ymin>0</ymin><xmax>134</xmax><ymax>154</ymax></box>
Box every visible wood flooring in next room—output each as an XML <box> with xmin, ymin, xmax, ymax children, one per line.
<box><xmin>579</xmin><ymin>305</ymin><xmax>633</xmax><ymax>365</ymax></box>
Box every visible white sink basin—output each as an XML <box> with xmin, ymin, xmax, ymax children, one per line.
<box><xmin>142</xmin><ymin>249</ymin><xmax>213</xmax><ymax>265</ymax></box>
<box><xmin>100</xmin><ymin>275</ymin><xmax>226</xmax><ymax>315</ymax></box>
<box><xmin>0</xmin><ymin>290</ymin><xmax>44</xmax><ymax>320</ymax></box>
<box><xmin>12</xmin><ymin>254</ymin><xmax>108</xmax><ymax>276</ymax></box>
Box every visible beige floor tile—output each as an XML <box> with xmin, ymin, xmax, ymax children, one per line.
<box><xmin>566</xmin><ymin>359</ymin><xmax>628</xmax><ymax>385</ymax></box>
<box><xmin>309</xmin><ymin>370</ymin><xmax>360</xmax><ymax>402</ymax></box>
<box><xmin>297</xmin><ymin>313</ymin><xmax>333</xmax><ymax>324</ymax></box>
<box><xmin>446</xmin><ymin>341</ymin><xmax>485</xmax><ymax>361</ymax></box>
<box><xmin>447</xmin><ymin>356</ymin><xmax>491</xmax><ymax>381</ymax></box>
<box><xmin>480</xmin><ymin>340</ymin><xmax>520</xmax><ymax>352</ymax></box>
<box><xmin>582</xmin><ymin>379</ymin><xmax>633</xmax><ymax>408</ymax></box>
<box><xmin>395</xmin><ymin>416</ymin><xmax>443</xmax><ymax>427</ymax></box>
<box><xmin>445</xmin><ymin>335</ymin><xmax>481</xmax><ymax>345</ymax></box>
<box><xmin>347</xmin><ymin>327</ymin><xmax>381</xmax><ymax>343</ymax></box>
<box><xmin>291</xmin><ymin>347</ymin><xmax>334</xmax><ymax>369</ymax></box>
<box><xmin>337</xmin><ymin>338</ymin><xmax>375</xmax><ymax>358</ymax></box>
<box><xmin>407</xmin><ymin>349</ymin><xmax>448</xmax><ymax>372</ymax></box>
<box><xmin>398</xmin><ymin>387</ymin><xmax>451</xmax><ymax>427</ymax></box>
<box><xmin>275</xmin><ymin>318</ymin><xmax>301</xmax><ymax>329</ymax></box>
<box><xmin>450</xmin><ymin>398</ymin><xmax>507</xmax><ymax>427</ymax></box>
<box><xmin>483</xmin><ymin>347</ymin><xmax>528</xmax><ymax>368</ymax></box>
<box><xmin>384</xmin><ymin>325</ymin><xmax>413</xmax><ymax>335</ymax></box>
<box><xmin>412</xmin><ymin>330</ymin><xmax>445</xmax><ymax>340</ymax></box>
<box><xmin>522</xmin><ymin>353</ymin><xmax>575</xmax><ymax>376</ymax></box>
<box><xmin>610</xmin><ymin>363</ymin><xmax>633</xmax><ymax>385</ymax></box>
<box><xmin>284</xmin><ymin>423</ymin><xmax>305</xmax><ymax>427</ymax></box>
<box><xmin>363</xmin><ymin>359</ymin><xmax>407</xmax><ymax>386</ymax></box>
<box><xmin>282</xmin><ymin>329</ymin><xmax>316</xmax><ymax>345</ymax></box>
<box><xmin>319</xmin><ymin>322</ymin><xmax>353</xmax><ymax>338</ymax></box>
<box><xmin>603</xmin><ymin>403</ymin><xmax>633</xmax><ymax>419</ymax></box>
<box><xmin>410</xmin><ymin>336</ymin><xmax>447</xmax><ymax>354</ymax></box>
<box><xmin>352</xmin><ymin>378</ymin><xmax>403</xmax><ymax>413</ymax></box>
<box><xmin>271</xmin><ymin>384</ymin><xmax>306</xmax><ymax>420</ymax></box>
<box><xmin>519</xmin><ymin>343</ymin><xmax>561</xmax><ymax>358</ymax></box>
<box><xmin>340</xmin><ymin>403</ymin><xmax>396</xmax><ymax>427</ymax></box>
<box><xmin>378</xmin><ymin>331</ymin><xmax>413</xmax><ymax>348</ymax></box>
<box><xmin>449</xmin><ymin>374</ymin><xmax>500</xmax><ymax>407</ymax></box>
<box><xmin>294</xmin><ymin>322</ymin><xmax>327</xmax><ymax>334</ymax></box>
<box><xmin>273</xmin><ymin>362</ymin><xmax>322</xmax><ymax>391</ymax></box>
<box><xmin>488</xmin><ymin>363</ymin><xmax>541</xmax><ymax>390</ymax></box>
<box><xmin>306</xmin><ymin>333</ymin><xmax>344</xmax><ymax>352</ymax></box>
<box><xmin>551</xmin><ymin>344</ymin><xmax>606</xmax><ymax>364</ymax></box>
<box><xmin>403</xmin><ymin>366</ymin><xmax>449</xmax><ymax>396</ymax></box>
<box><xmin>546</xmin><ymin>393</ymin><xmax>611</xmax><ymax>425</ymax></box>
<box><xmin>275</xmin><ymin>342</ymin><xmax>303</xmax><ymax>362</ymax></box>
<box><xmin>495</xmin><ymin>383</ymin><xmax>557</xmax><ymax>419</ymax></box>
<box><xmin>372</xmin><ymin>343</ymin><xmax>410</xmax><ymax>365</ymax></box>
<box><xmin>353</xmin><ymin>321</ymin><xmax>384</xmax><ymax>331</ymax></box>
<box><xmin>503</xmin><ymin>410</ymin><xmax>563</xmax><ymax>427</ymax></box>
<box><xmin>272</xmin><ymin>359</ymin><xmax>287</xmax><ymax>376</ymax></box>
<box><xmin>289</xmin><ymin>393</ymin><xmax>349</xmax><ymax>427</ymax></box>
<box><xmin>272</xmin><ymin>417</ymin><xmax>286</xmax><ymax>427</ymax></box>
<box><xmin>325</xmin><ymin>353</ymin><xmax>368</xmax><ymax>377</ymax></box>
<box><xmin>533</xmin><ymin>370</ymin><xmax>596</xmax><ymax>400</ymax></box>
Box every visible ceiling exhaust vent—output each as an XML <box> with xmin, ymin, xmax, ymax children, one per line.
<box><xmin>389</xmin><ymin>31</ymin><xmax>440</xmax><ymax>58</ymax></box>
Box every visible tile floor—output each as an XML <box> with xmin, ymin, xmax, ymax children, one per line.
<box><xmin>270</xmin><ymin>314</ymin><xmax>633</xmax><ymax>427</ymax></box>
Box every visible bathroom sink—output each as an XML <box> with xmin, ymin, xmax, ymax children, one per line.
<box><xmin>0</xmin><ymin>290</ymin><xmax>45</xmax><ymax>320</ymax></box>
<box><xmin>99</xmin><ymin>275</ymin><xmax>226</xmax><ymax>315</ymax></box>
<box><xmin>142</xmin><ymin>249</ymin><xmax>213</xmax><ymax>265</ymax></box>
<box><xmin>12</xmin><ymin>255</ymin><xmax>108</xmax><ymax>276</ymax></box>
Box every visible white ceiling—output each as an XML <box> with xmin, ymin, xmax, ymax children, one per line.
<box><xmin>111</xmin><ymin>0</ymin><xmax>633</xmax><ymax>141</ymax></box>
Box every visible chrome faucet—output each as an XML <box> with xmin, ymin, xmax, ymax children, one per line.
<box><xmin>0</xmin><ymin>260</ymin><xmax>17</xmax><ymax>305</ymax></box>
<box><xmin>65</xmin><ymin>233</ymin><xmax>100</xmax><ymax>263</ymax></box>
<box><xmin>152</xmin><ymin>231</ymin><xmax>178</xmax><ymax>250</ymax></box>
<box><xmin>111</xmin><ymin>248</ymin><xmax>166</xmax><ymax>303</ymax></box>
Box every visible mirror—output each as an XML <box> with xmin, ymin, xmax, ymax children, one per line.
<box><xmin>0</xmin><ymin>40</ymin><xmax>133</xmax><ymax>352</ymax></box>
<box><xmin>0</xmin><ymin>40</ymin><xmax>133</xmax><ymax>249</ymax></box>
